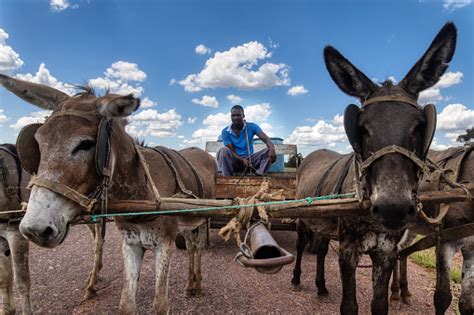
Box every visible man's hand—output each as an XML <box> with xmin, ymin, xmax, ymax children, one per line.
<box><xmin>268</xmin><ymin>148</ymin><xmax>277</xmax><ymax>164</ymax></box>
<box><xmin>240</xmin><ymin>157</ymin><xmax>252</xmax><ymax>168</ymax></box>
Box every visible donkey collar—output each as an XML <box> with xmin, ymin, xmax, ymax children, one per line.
<box><xmin>363</xmin><ymin>95</ymin><xmax>421</xmax><ymax>109</ymax></box>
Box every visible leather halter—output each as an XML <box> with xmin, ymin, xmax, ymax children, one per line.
<box><xmin>362</xmin><ymin>94</ymin><xmax>421</xmax><ymax>109</ymax></box>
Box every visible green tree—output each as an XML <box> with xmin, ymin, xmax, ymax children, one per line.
<box><xmin>457</xmin><ymin>127</ymin><xmax>474</xmax><ymax>146</ymax></box>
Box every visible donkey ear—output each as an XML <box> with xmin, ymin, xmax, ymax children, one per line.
<box><xmin>344</xmin><ymin>104</ymin><xmax>361</xmax><ymax>154</ymax></box>
<box><xmin>399</xmin><ymin>23</ymin><xmax>457</xmax><ymax>96</ymax></box>
<box><xmin>324</xmin><ymin>46</ymin><xmax>378</xmax><ymax>102</ymax></box>
<box><xmin>421</xmin><ymin>104</ymin><xmax>437</xmax><ymax>159</ymax></box>
<box><xmin>98</xmin><ymin>94</ymin><xmax>141</xmax><ymax>117</ymax></box>
<box><xmin>0</xmin><ymin>74</ymin><xmax>70</xmax><ymax>110</ymax></box>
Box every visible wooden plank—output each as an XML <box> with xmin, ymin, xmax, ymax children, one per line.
<box><xmin>216</xmin><ymin>175</ymin><xmax>296</xmax><ymax>199</ymax></box>
<box><xmin>205</xmin><ymin>141</ymin><xmax>297</xmax><ymax>155</ymax></box>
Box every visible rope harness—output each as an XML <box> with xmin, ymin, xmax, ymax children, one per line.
<box><xmin>0</xmin><ymin>145</ymin><xmax>25</xmax><ymax>223</ymax></box>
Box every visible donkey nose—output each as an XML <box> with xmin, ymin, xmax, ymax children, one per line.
<box><xmin>19</xmin><ymin>221</ymin><xmax>59</xmax><ymax>248</ymax></box>
<box><xmin>370</xmin><ymin>197</ymin><xmax>417</xmax><ymax>230</ymax></box>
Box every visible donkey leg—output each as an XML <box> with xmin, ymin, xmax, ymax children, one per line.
<box><xmin>183</xmin><ymin>230</ymin><xmax>196</xmax><ymax>297</ymax></box>
<box><xmin>8</xmin><ymin>231</ymin><xmax>32</xmax><ymax>315</ymax></box>
<box><xmin>152</xmin><ymin>238</ymin><xmax>174</xmax><ymax>315</ymax></box>
<box><xmin>291</xmin><ymin>223</ymin><xmax>306</xmax><ymax>291</ymax></box>
<box><xmin>0</xmin><ymin>238</ymin><xmax>15</xmax><ymax>315</ymax></box>
<box><xmin>315</xmin><ymin>237</ymin><xmax>330</xmax><ymax>296</ymax></box>
<box><xmin>193</xmin><ymin>224</ymin><xmax>206</xmax><ymax>297</ymax></box>
<box><xmin>119</xmin><ymin>240</ymin><xmax>144</xmax><ymax>315</ymax></box>
<box><xmin>399</xmin><ymin>256</ymin><xmax>412</xmax><ymax>305</ymax></box>
<box><xmin>434</xmin><ymin>241</ymin><xmax>456</xmax><ymax>315</ymax></box>
<box><xmin>370</xmin><ymin>247</ymin><xmax>397</xmax><ymax>315</ymax></box>
<box><xmin>389</xmin><ymin>259</ymin><xmax>401</xmax><ymax>306</ymax></box>
<box><xmin>85</xmin><ymin>223</ymin><xmax>104</xmax><ymax>299</ymax></box>
<box><xmin>459</xmin><ymin>237</ymin><xmax>474</xmax><ymax>315</ymax></box>
<box><xmin>339</xmin><ymin>243</ymin><xmax>360</xmax><ymax>315</ymax></box>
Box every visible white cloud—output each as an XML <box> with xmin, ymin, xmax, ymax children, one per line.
<box><xmin>0</xmin><ymin>29</ymin><xmax>24</xmax><ymax>73</ymax></box>
<box><xmin>195</xmin><ymin>44</ymin><xmax>211</xmax><ymax>55</ymax></box>
<box><xmin>227</xmin><ymin>94</ymin><xmax>242</xmax><ymax>104</ymax></box>
<box><xmin>287</xmin><ymin>85</ymin><xmax>308</xmax><ymax>96</ymax></box>
<box><xmin>443</xmin><ymin>0</ymin><xmax>472</xmax><ymax>10</ymax></box>
<box><xmin>192</xmin><ymin>95</ymin><xmax>219</xmax><ymax>108</ymax></box>
<box><xmin>419</xmin><ymin>71</ymin><xmax>463</xmax><ymax>104</ymax></box>
<box><xmin>437</xmin><ymin>104</ymin><xmax>474</xmax><ymax>132</ymax></box>
<box><xmin>141</xmin><ymin>97</ymin><xmax>157</xmax><ymax>108</ymax></box>
<box><xmin>49</xmin><ymin>0</ymin><xmax>79</xmax><ymax>12</ymax></box>
<box><xmin>50</xmin><ymin>0</ymin><xmax>78</xmax><ymax>12</ymax></box>
<box><xmin>126</xmin><ymin>108</ymin><xmax>183</xmax><ymax>138</ymax></box>
<box><xmin>430</xmin><ymin>137</ymin><xmax>451</xmax><ymax>151</ymax></box>
<box><xmin>89</xmin><ymin>61</ymin><xmax>147</xmax><ymax>97</ymax></box>
<box><xmin>187</xmin><ymin>117</ymin><xmax>197</xmax><ymax>124</ymax></box>
<box><xmin>0</xmin><ymin>109</ymin><xmax>8</xmax><ymax>124</ymax></box>
<box><xmin>287</xmin><ymin>114</ymin><xmax>347</xmax><ymax>149</ymax></box>
<box><xmin>15</xmin><ymin>63</ymin><xmax>75</xmax><ymax>95</ymax></box>
<box><xmin>10</xmin><ymin>110</ymin><xmax>52</xmax><ymax>130</ymax></box>
<box><xmin>179</xmin><ymin>41</ymin><xmax>290</xmax><ymax>92</ymax></box>
<box><xmin>169</xmin><ymin>78</ymin><xmax>177</xmax><ymax>85</ymax></box>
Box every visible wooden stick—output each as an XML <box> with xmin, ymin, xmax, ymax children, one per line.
<box><xmin>101</xmin><ymin>183</ymin><xmax>473</xmax><ymax>219</ymax></box>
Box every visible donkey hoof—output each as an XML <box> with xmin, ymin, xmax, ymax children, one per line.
<box><xmin>185</xmin><ymin>288</ymin><xmax>195</xmax><ymax>297</ymax></box>
<box><xmin>84</xmin><ymin>289</ymin><xmax>97</xmax><ymax>300</ymax></box>
<box><xmin>194</xmin><ymin>288</ymin><xmax>203</xmax><ymax>297</ymax></box>
<box><xmin>292</xmin><ymin>284</ymin><xmax>302</xmax><ymax>292</ymax></box>
<box><xmin>317</xmin><ymin>288</ymin><xmax>329</xmax><ymax>296</ymax></box>
<box><xmin>390</xmin><ymin>293</ymin><xmax>400</xmax><ymax>303</ymax></box>
<box><xmin>401</xmin><ymin>296</ymin><xmax>412</xmax><ymax>305</ymax></box>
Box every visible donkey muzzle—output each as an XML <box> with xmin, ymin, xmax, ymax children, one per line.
<box><xmin>370</xmin><ymin>196</ymin><xmax>417</xmax><ymax>230</ymax></box>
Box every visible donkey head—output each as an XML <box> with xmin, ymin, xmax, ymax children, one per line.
<box><xmin>324</xmin><ymin>22</ymin><xmax>456</xmax><ymax>230</ymax></box>
<box><xmin>0</xmin><ymin>74</ymin><xmax>140</xmax><ymax>247</ymax></box>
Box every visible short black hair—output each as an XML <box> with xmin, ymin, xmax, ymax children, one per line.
<box><xmin>231</xmin><ymin>104</ymin><xmax>244</xmax><ymax>112</ymax></box>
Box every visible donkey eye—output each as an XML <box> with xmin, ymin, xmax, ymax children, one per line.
<box><xmin>72</xmin><ymin>140</ymin><xmax>96</xmax><ymax>154</ymax></box>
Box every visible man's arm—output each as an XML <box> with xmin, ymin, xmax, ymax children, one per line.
<box><xmin>256</xmin><ymin>131</ymin><xmax>276</xmax><ymax>164</ymax></box>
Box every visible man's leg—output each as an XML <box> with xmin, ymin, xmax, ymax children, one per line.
<box><xmin>217</xmin><ymin>147</ymin><xmax>238</xmax><ymax>176</ymax></box>
<box><xmin>250</xmin><ymin>148</ymin><xmax>271</xmax><ymax>175</ymax></box>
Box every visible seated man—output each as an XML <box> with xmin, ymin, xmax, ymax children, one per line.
<box><xmin>217</xmin><ymin>105</ymin><xmax>276</xmax><ymax>176</ymax></box>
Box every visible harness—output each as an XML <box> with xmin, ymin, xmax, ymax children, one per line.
<box><xmin>0</xmin><ymin>145</ymin><xmax>23</xmax><ymax>212</ymax></box>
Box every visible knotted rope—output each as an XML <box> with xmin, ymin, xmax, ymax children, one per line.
<box><xmin>218</xmin><ymin>181</ymin><xmax>285</xmax><ymax>246</ymax></box>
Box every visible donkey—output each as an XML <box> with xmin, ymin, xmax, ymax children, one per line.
<box><xmin>0</xmin><ymin>144</ymin><xmax>31</xmax><ymax>314</ymax></box>
<box><xmin>0</xmin><ymin>75</ymin><xmax>216</xmax><ymax>313</ymax></box>
<box><xmin>390</xmin><ymin>146</ymin><xmax>474</xmax><ymax>315</ymax></box>
<box><xmin>292</xmin><ymin>22</ymin><xmax>457</xmax><ymax>314</ymax></box>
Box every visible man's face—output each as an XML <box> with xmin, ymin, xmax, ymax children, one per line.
<box><xmin>231</xmin><ymin>108</ymin><xmax>244</xmax><ymax>128</ymax></box>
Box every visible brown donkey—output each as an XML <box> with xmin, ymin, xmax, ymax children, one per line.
<box><xmin>0</xmin><ymin>76</ymin><xmax>216</xmax><ymax>314</ymax></box>
<box><xmin>293</xmin><ymin>22</ymin><xmax>456</xmax><ymax>314</ymax></box>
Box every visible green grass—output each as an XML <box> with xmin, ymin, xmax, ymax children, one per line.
<box><xmin>409</xmin><ymin>235</ymin><xmax>462</xmax><ymax>284</ymax></box>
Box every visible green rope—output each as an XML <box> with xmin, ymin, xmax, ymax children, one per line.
<box><xmin>90</xmin><ymin>192</ymin><xmax>356</xmax><ymax>222</ymax></box>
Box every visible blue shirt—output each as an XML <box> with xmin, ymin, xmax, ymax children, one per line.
<box><xmin>221</xmin><ymin>122</ymin><xmax>262</xmax><ymax>157</ymax></box>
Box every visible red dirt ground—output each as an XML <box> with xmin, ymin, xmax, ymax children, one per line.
<box><xmin>15</xmin><ymin>223</ymin><xmax>459</xmax><ymax>314</ymax></box>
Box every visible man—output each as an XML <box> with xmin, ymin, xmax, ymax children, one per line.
<box><xmin>217</xmin><ymin>105</ymin><xmax>276</xmax><ymax>176</ymax></box>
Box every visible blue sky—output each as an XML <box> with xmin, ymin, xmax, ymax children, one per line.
<box><xmin>0</xmin><ymin>0</ymin><xmax>473</xmax><ymax>156</ymax></box>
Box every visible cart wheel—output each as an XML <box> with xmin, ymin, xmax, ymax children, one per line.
<box><xmin>175</xmin><ymin>234</ymin><xmax>186</xmax><ymax>250</ymax></box>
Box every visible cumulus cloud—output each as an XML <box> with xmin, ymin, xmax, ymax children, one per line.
<box><xmin>443</xmin><ymin>0</ymin><xmax>472</xmax><ymax>10</ymax></box>
<box><xmin>126</xmin><ymin>108</ymin><xmax>183</xmax><ymax>138</ymax></box>
<box><xmin>50</xmin><ymin>0</ymin><xmax>78</xmax><ymax>12</ymax></box>
<box><xmin>227</xmin><ymin>94</ymin><xmax>242</xmax><ymax>104</ymax></box>
<box><xmin>141</xmin><ymin>97</ymin><xmax>157</xmax><ymax>108</ymax></box>
<box><xmin>10</xmin><ymin>110</ymin><xmax>52</xmax><ymax>130</ymax></box>
<box><xmin>437</xmin><ymin>104</ymin><xmax>474</xmax><ymax>131</ymax></box>
<box><xmin>287</xmin><ymin>114</ymin><xmax>347</xmax><ymax>149</ymax></box>
<box><xmin>287</xmin><ymin>85</ymin><xmax>308</xmax><ymax>96</ymax></box>
<box><xmin>419</xmin><ymin>71</ymin><xmax>463</xmax><ymax>104</ymax></box>
<box><xmin>0</xmin><ymin>29</ymin><xmax>24</xmax><ymax>73</ymax></box>
<box><xmin>179</xmin><ymin>41</ymin><xmax>290</xmax><ymax>92</ymax></box>
<box><xmin>195</xmin><ymin>44</ymin><xmax>211</xmax><ymax>55</ymax></box>
<box><xmin>15</xmin><ymin>63</ymin><xmax>75</xmax><ymax>95</ymax></box>
<box><xmin>430</xmin><ymin>137</ymin><xmax>451</xmax><ymax>151</ymax></box>
<box><xmin>187</xmin><ymin>117</ymin><xmax>197</xmax><ymax>124</ymax></box>
<box><xmin>0</xmin><ymin>109</ymin><xmax>8</xmax><ymax>124</ymax></box>
<box><xmin>192</xmin><ymin>95</ymin><xmax>219</xmax><ymax>108</ymax></box>
<box><xmin>90</xmin><ymin>61</ymin><xmax>147</xmax><ymax>97</ymax></box>
<box><xmin>184</xmin><ymin>103</ymin><xmax>273</xmax><ymax>147</ymax></box>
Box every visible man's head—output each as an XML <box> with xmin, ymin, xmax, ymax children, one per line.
<box><xmin>231</xmin><ymin>105</ymin><xmax>245</xmax><ymax>129</ymax></box>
